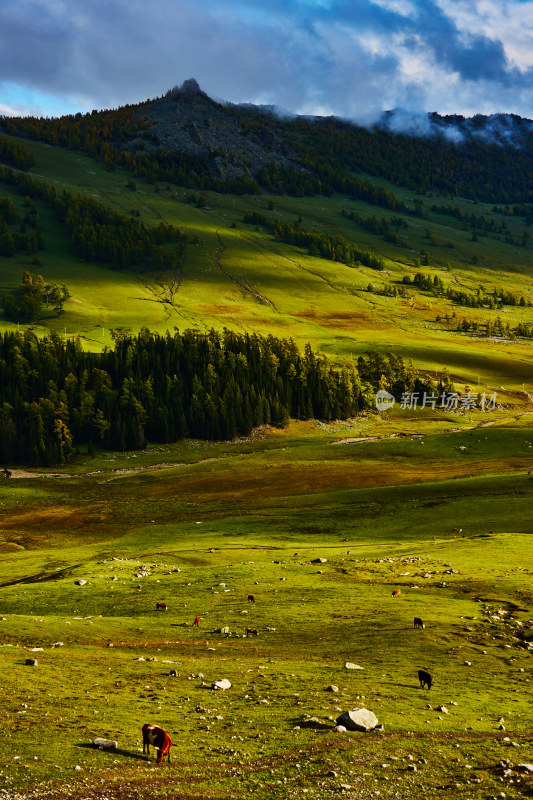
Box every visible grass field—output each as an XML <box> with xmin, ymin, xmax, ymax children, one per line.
<box><xmin>0</xmin><ymin>415</ymin><xmax>531</xmax><ymax>800</ymax></box>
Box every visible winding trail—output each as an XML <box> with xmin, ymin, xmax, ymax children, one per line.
<box><xmin>215</xmin><ymin>232</ymin><xmax>276</xmax><ymax>308</ymax></box>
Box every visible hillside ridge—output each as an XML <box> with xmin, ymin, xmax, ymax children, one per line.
<box><xmin>3</xmin><ymin>79</ymin><xmax>533</xmax><ymax>202</ymax></box>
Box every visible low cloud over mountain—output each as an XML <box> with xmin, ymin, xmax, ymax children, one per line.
<box><xmin>1</xmin><ymin>0</ymin><xmax>533</xmax><ymax>120</ymax></box>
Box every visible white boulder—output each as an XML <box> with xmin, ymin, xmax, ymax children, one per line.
<box><xmin>335</xmin><ymin>708</ymin><xmax>379</xmax><ymax>732</ymax></box>
<box><xmin>212</xmin><ymin>679</ymin><xmax>232</xmax><ymax>691</ymax></box>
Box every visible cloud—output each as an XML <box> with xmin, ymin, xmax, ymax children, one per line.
<box><xmin>0</xmin><ymin>0</ymin><xmax>532</xmax><ymax>120</ymax></box>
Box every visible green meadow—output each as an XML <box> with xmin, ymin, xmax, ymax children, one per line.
<box><xmin>0</xmin><ymin>416</ymin><xmax>531</xmax><ymax>799</ymax></box>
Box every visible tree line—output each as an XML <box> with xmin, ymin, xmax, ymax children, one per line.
<box><xmin>442</xmin><ymin>315</ymin><xmax>533</xmax><ymax>340</ymax></box>
<box><xmin>0</xmin><ymin>137</ymin><xmax>35</xmax><ymax>170</ymax></box>
<box><xmin>341</xmin><ymin>209</ymin><xmax>410</xmax><ymax>248</ymax></box>
<box><xmin>401</xmin><ymin>272</ymin><xmax>530</xmax><ymax>309</ymax></box>
<box><xmin>0</xmin><ymin>328</ymin><xmax>440</xmax><ymax>467</ymax></box>
<box><xmin>0</xmin><ymin>193</ymin><xmax>45</xmax><ymax>258</ymax></box>
<box><xmin>242</xmin><ymin>212</ymin><xmax>384</xmax><ymax>270</ymax></box>
<box><xmin>0</xmin><ymin>165</ymin><xmax>187</xmax><ymax>271</ymax></box>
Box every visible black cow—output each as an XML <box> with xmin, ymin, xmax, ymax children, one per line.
<box><xmin>418</xmin><ymin>669</ymin><xmax>432</xmax><ymax>689</ymax></box>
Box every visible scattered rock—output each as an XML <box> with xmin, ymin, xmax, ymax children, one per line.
<box><xmin>517</xmin><ymin>764</ymin><xmax>533</xmax><ymax>773</ymax></box>
<box><xmin>25</xmin><ymin>658</ymin><xmax>38</xmax><ymax>666</ymax></box>
<box><xmin>311</xmin><ymin>558</ymin><xmax>328</xmax><ymax>564</ymax></box>
<box><xmin>326</xmin><ymin>685</ymin><xmax>339</xmax><ymax>693</ymax></box>
<box><xmin>335</xmin><ymin>708</ymin><xmax>379</xmax><ymax>732</ymax></box>
<box><xmin>93</xmin><ymin>738</ymin><xmax>118</xmax><ymax>750</ymax></box>
<box><xmin>75</xmin><ymin>580</ymin><xmax>87</xmax><ymax>586</ymax></box>
<box><xmin>212</xmin><ymin>679</ymin><xmax>231</xmax><ymax>691</ymax></box>
<box><xmin>344</xmin><ymin>662</ymin><xmax>363</xmax><ymax>670</ymax></box>
<box><xmin>332</xmin><ymin>725</ymin><xmax>346</xmax><ymax>733</ymax></box>
<box><xmin>220</xmin><ymin>627</ymin><xmax>230</xmax><ymax>634</ymax></box>
<box><xmin>436</xmin><ymin>706</ymin><xmax>449</xmax><ymax>714</ymax></box>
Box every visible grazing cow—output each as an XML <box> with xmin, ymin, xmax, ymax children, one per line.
<box><xmin>192</xmin><ymin>615</ymin><xmax>200</xmax><ymax>627</ymax></box>
<box><xmin>156</xmin><ymin>602</ymin><xmax>167</xmax><ymax>611</ymax></box>
<box><xmin>391</xmin><ymin>589</ymin><xmax>401</xmax><ymax>598</ymax></box>
<box><xmin>245</xmin><ymin>627</ymin><xmax>258</xmax><ymax>636</ymax></box>
<box><xmin>248</xmin><ymin>594</ymin><xmax>255</xmax><ymax>603</ymax></box>
<box><xmin>418</xmin><ymin>669</ymin><xmax>432</xmax><ymax>690</ymax></box>
<box><xmin>142</xmin><ymin>723</ymin><xmax>172</xmax><ymax>763</ymax></box>
<box><xmin>413</xmin><ymin>617</ymin><xmax>425</xmax><ymax>629</ymax></box>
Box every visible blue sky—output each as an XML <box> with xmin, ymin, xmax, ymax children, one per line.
<box><xmin>1</xmin><ymin>0</ymin><xmax>533</xmax><ymax>120</ymax></box>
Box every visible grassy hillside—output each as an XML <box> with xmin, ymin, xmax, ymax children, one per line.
<box><xmin>0</xmin><ymin>133</ymin><xmax>531</xmax><ymax>400</ymax></box>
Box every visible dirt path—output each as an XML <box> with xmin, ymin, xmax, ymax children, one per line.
<box><xmin>334</xmin><ymin>411</ymin><xmax>533</xmax><ymax>444</ymax></box>
<box><xmin>5</xmin><ymin>461</ymin><xmax>188</xmax><ymax>480</ymax></box>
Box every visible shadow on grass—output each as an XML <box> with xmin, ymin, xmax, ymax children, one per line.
<box><xmin>292</xmin><ymin>716</ymin><xmax>334</xmax><ymax>730</ymax></box>
<box><xmin>76</xmin><ymin>743</ymin><xmax>151</xmax><ymax>761</ymax></box>
<box><xmin>388</xmin><ymin>682</ymin><xmax>421</xmax><ymax>689</ymax></box>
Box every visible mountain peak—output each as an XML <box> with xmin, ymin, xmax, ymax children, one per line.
<box><xmin>166</xmin><ymin>78</ymin><xmax>207</xmax><ymax>99</ymax></box>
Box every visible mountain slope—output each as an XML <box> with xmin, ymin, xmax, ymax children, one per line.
<box><xmin>0</xmin><ymin>86</ymin><xmax>531</xmax><ymax>399</ymax></box>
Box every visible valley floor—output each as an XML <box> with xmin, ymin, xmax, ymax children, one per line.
<box><xmin>0</xmin><ymin>414</ymin><xmax>531</xmax><ymax>799</ymax></box>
